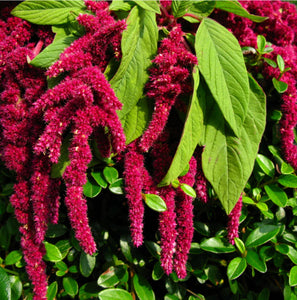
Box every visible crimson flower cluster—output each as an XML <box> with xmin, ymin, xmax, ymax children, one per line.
<box><xmin>0</xmin><ymin>1</ymin><xmax>125</xmax><ymax>299</ymax></box>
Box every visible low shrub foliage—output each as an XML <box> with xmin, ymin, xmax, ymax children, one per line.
<box><xmin>1</xmin><ymin>0</ymin><xmax>297</xmax><ymax>299</ymax></box>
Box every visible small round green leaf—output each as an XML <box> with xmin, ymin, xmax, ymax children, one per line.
<box><xmin>91</xmin><ymin>171</ymin><xmax>108</xmax><ymax>188</ymax></box>
<box><xmin>200</xmin><ymin>237</ymin><xmax>235</xmax><ymax>253</ymax></box>
<box><xmin>103</xmin><ymin>167</ymin><xmax>119</xmax><ymax>184</ymax></box>
<box><xmin>98</xmin><ymin>288</ymin><xmax>133</xmax><ymax>300</ymax></box>
<box><xmin>63</xmin><ymin>277</ymin><xmax>78</xmax><ymax>297</ymax></box>
<box><xmin>133</xmin><ymin>273</ymin><xmax>155</xmax><ymax>300</ymax></box>
<box><xmin>0</xmin><ymin>267</ymin><xmax>11</xmax><ymax>300</ymax></box>
<box><xmin>263</xmin><ymin>57</ymin><xmax>277</xmax><ymax>68</ymax></box>
<box><xmin>256</xmin><ymin>154</ymin><xmax>275</xmax><ymax>177</ymax></box>
<box><xmin>281</xmin><ymin>161</ymin><xmax>294</xmax><ymax>174</ymax></box>
<box><xmin>55</xmin><ymin>261</ymin><xmax>68</xmax><ymax>272</ymax></box>
<box><xmin>43</xmin><ymin>242</ymin><xmax>63</xmax><ymax>262</ymax></box>
<box><xmin>289</xmin><ymin>266</ymin><xmax>297</xmax><ymax>286</ymax></box>
<box><xmin>83</xmin><ymin>178</ymin><xmax>101</xmax><ymax>198</ymax></box>
<box><xmin>245</xmin><ymin>224</ymin><xmax>280</xmax><ymax>248</ymax></box>
<box><xmin>143</xmin><ymin>194</ymin><xmax>167</xmax><ymax>212</ymax></box>
<box><xmin>97</xmin><ymin>265</ymin><xmax>127</xmax><ymax>288</ymax></box>
<box><xmin>152</xmin><ymin>261</ymin><xmax>164</xmax><ymax>281</ymax></box>
<box><xmin>257</xmin><ymin>35</ymin><xmax>266</xmax><ymax>53</ymax></box>
<box><xmin>4</xmin><ymin>250</ymin><xmax>22</xmax><ymax>266</ymax></box>
<box><xmin>234</xmin><ymin>238</ymin><xmax>245</xmax><ymax>255</ymax></box>
<box><xmin>46</xmin><ymin>224</ymin><xmax>67</xmax><ymax>238</ymax></box>
<box><xmin>277</xmin><ymin>54</ymin><xmax>285</xmax><ymax>72</ymax></box>
<box><xmin>278</xmin><ymin>174</ymin><xmax>297</xmax><ymax>188</ymax></box>
<box><xmin>109</xmin><ymin>178</ymin><xmax>124</xmax><ymax>195</ymax></box>
<box><xmin>46</xmin><ymin>281</ymin><xmax>58</xmax><ymax>300</ymax></box>
<box><xmin>80</xmin><ymin>252</ymin><xmax>96</xmax><ymax>277</ymax></box>
<box><xmin>272</xmin><ymin>77</ymin><xmax>288</xmax><ymax>93</ymax></box>
<box><xmin>227</xmin><ymin>257</ymin><xmax>247</xmax><ymax>280</ymax></box>
<box><xmin>180</xmin><ymin>184</ymin><xmax>196</xmax><ymax>198</ymax></box>
<box><xmin>264</xmin><ymin>184</ymin><xmax>288</xmax><ymax>207</ymax></box>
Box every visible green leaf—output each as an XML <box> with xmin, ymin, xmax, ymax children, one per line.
<box><xmin>0</xmin><ymin>267</ymin><xmax>11</xmax><ymax>300</ymax></box>
<box><xmin>256</xmin><ymin>154</ymin><xmax>275</xmax><ymax>177</ymax></box>
<box><xmin>200</xmin><ymin>237</ymin><xmax>236</xmax><ymax>253</ymax></box>
<box><xmin>287</xmin><ymin>246</ymin><xmax>297</xmax><ymax>264</ymax></box>
<box><xmin>10</xmin><ymin>276</ymin><xmax>22</xmax><ymax>300</ymax></box>
<box><xmin>246</xmin><ymin>250</ymin><xmax>267</xmax><ymax>273</ymax></box>
<box><xmin>180</xmin><ymin>184</ymin><xmax>196</xmax><ymax>198</ymax></box>
<box><xmin>143</xmin><ymin>194</ymin><xmax>167</xmax><ymax>212</ymax></box>
<box><xmin>289</xmin><ymin>266</ymin><xmax>297</xmax><ymax>286</ymax></box>
<box><xmin>55</xmin><ymin>261</ymin><xmax>68</xmax><ymax>272</ymax></box>
<box><xmin>277</xmin><ymin>55</ymin><xmax>285</xmax><ymax>72</ymax></box>
<box><xmin>83</xmin><ymin>177</ymin><xmax>102</xmax><ymax>198</ymax></box>
<box><xmin>109</xmin><ymin>0</ymin><xmax>134</xmax><ymax>12</ymax></box>
<box><xmin>195</xmin><ymin>17</ymin><xmax>249</xmax><ymax>137</ymax></box>
<box><xmin>257</xmin><ymin>35</ymin><xmax>266</xmax><ymax>54</ymax></box>
<box><xmin>245</xmin><ymin>224</ymin><xmax>280</xmax><ymax>248</ymax></box>
<box><xmin>264</xmin><ymin>184</ymin><xmax>288</xmax><ymax>207</ymax></box>
<box><xmin>215</xmin><ymin>0</ymin><xmax>268</xmax><ymax>22</ymax></box>
<box><xmin>172</xmin><ymin>0</ymin><xmax>192</xmax><ymax>18</ymax></box>
<box><xmin>79</xmin><ymin>282</ymin><xmax>101</xmax><ymax>300</ymax></box>
<box><xmin>91</xmin><ymin>171</ymin><xmax>108</xmax><ymax>188</ymax></box>
<box><xmin>30</xmin><ymin>34</ymin><xmax>77</xmax><ymax>68</ymax></box>
<box><xmin>234</xmin><ymin>238</ymin><xmax>246</xmax><ymax>255</ymax></box>
<box><xmin>263</xmin><ymin>57</ymin><xmax>277</xmax><ymax>68</ymax></box>
<box><xmin>80</xmin><ymin>252</ymin><xmax>96</xmax><ymax>278</ymax></box>
<box><xmin>43</xmin><ymin>241</ymin><xmax>63</xmax><ymax>262</ymax></box>
<box><xmin>272</xmin><ymin>78</ymin><xmax>288</xmax><ymax>93</ymax></box>
<box><xmin>133</xmin><ymin>273</ymin><xmax>155</xmax><ymax>300</ymax></box>
<box><xmin>120</xmin><ymin>236</ymin><xmax>133</xmax><ymax>263</ymax></box>
<box><xmin>121</xmin><ymin>97</ymin><xmax>153</xmax><ymax>144</ymax></box>
<box><xmin>152</xmin><ymin>262</ymin><xmax>164</xmax><ymax>281</ymax></box>
<box><xmin>278</xmin><ymin>174</ymin><xmax>297</xmax><ymax>188</ymax></box>
<box><xmin>227</xmin><ymin>257</ymin><xmax>247</xmax><ymax>280</ymax></box>
<box><xmin>4</xmin><ymin>250</ymin><xmax>22</xmax><ymax>266</ymax></box>
<box><xmin>11</xmin><ymin>0</ymin><xmax>85</xmax><ymax>25</ymax></box>
<box><xmin>46</xmin><ymin>224</ymin><xmax>67</xmax><ymax>238</ymax></box>
<box><xmin>185</xmin><ymin>1</ymin><xmax>215</xmax><ymax>21</ymax></box>
<box><xmin>97</xmin><ymin>265</ymin><xmax>127</xmax><ymax>288</ymax></box>
<box><xmin>200</xmin><ymin>74</ymin><xmax>266</xmax><ymax>213</ymax></box>
<box><xmin>47</xmin><ymin>281</ymin><xmax>58</xmax><ymax>300</ymax></box>
<box><xmin>110</xmin><ymin>6</ymin><xmax>158</xmax><ymax>118</ymax></box>
<box><xmin>158</xmin><ymin>67</ymin><xmax>202</xmax><ymax>186</ymax></box>
<box><xmin>257</xmin><ymin>288</ymin><xmax>270</xmax><ymax>300</ymax></box>
<box><xmin>63</xmin><ymin>277</ymin><xmax>78</xmax><ymax>298</ymax></box>
<box><xmin>98</xmin><ymin>288</ymin><xmax>133</xmax><ymax>300</ymax></box>
<box><xmin>144</xmin><ymin>241</ymin><xmax>161</xmax><ymax>258</ymax></box>
<box><xmin>103</xmin><ymin>167</ymin><xmax>119</xmax><ymax>184</ymax></box>
<box><xmin>133</xmin><ymin>0</ymin><xmax>160</xmax><ymax>14</ymax></box>
<box><xmin>109</xmin><ymin>179</ymin><xmax>124</xmax><ymax>195</ymax></box>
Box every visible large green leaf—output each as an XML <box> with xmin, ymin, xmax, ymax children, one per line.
<box><xmin>215</xmin><ymin>0</ymin><xmax>268</xmax><ymax>23</ymax></box>
<box><xmin>110</xmin><ymin>6</ymin><xmax>158</xmax><ymax>119</ymax></box>
<box><xmin>11</xmin><ymin>0</ymin><xmax>85</xmax><ymax>25</ymax></box>
<box><xmin>158</xmin><ymin>67</ymin><xmax>203</xmax><ymax>186</ymax></box>
<box><xmin>133</xmin><ymin>0</ymin><xmax>160</xmax><ymax>14</ymax></box>
<box><xmin>195</xmin><ymin>18</ymin><xmax>249</xmax><ymax>137</ymax></box>
<box><xmin>31</xmin><ymin>35</ymin><xmax>77</xmax><ymax>68</ymax></box>
<box><xmin>172</xmin><ymin>0</ymin><xmax>192</xmax><ymax>18</ymax></box>
<box><xmin>97</xmin><ymin>265</ymin><xmax>127</xmax><ymax>288</ymax></box>
<box><xmin>80</xmin><ymin>253</ymin><xmax>96</xmax><ymax>278</ymax></box>
<box><xmin>246</xmin><ymin>250</ymin><xmax>267</xmax><ymax>273</ymax></box>
<box><xmin>200</xmin><ymin>75</ymin><xmax>266</xmax><ymax>213</ymax></box>
<box><xmin>63</xmin><ymin>277</ymin><xmax>78</xmax><ymax>298</ymax></box>
<box><xmin>121</xmin><ymin>97</ymin><xmax>153</xmax><ymax>144</ymax></box>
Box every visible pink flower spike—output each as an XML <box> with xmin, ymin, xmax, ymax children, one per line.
<box><xmin>123</xmin><ymin>141</ymin><xmax>146</xmax><ymax>247</ymax></box>
<box><xmin>227</xmin><ymin>195</ymin><xmax>243</xmax><ymax>245</ymax></box>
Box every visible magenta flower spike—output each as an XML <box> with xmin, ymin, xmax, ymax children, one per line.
<box><xmin>227</xmin><ymin>195</ymin><xmax>243</xmax><ymax>245</ymax></box>
<box><xmin>123</xmin><ymin>141</ymin><xmax>146</xmax><ymax>247</ymax></box>
<box><xmin>174</xmin><ymin>156</ymin><xmax>197</xmax><ymax>279</ymax></box>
